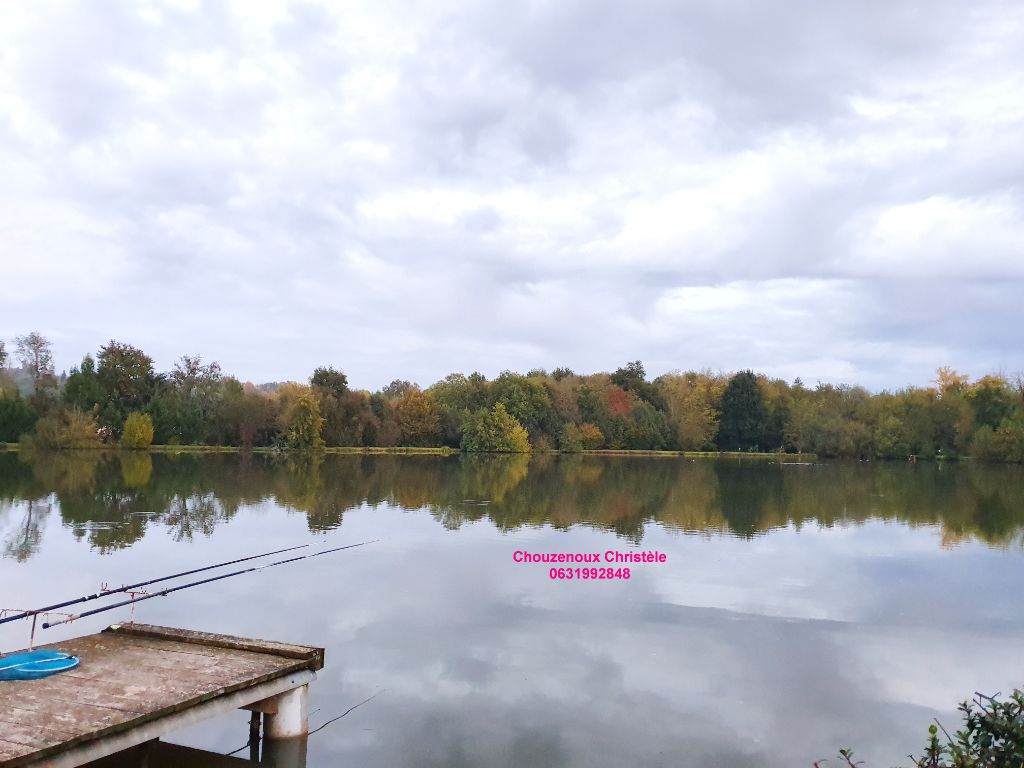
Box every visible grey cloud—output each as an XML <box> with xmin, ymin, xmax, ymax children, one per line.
<box><xmin>1</xmin><ymin>0</ymin><xmax>1022</xmax><ymax>388</ymax></box>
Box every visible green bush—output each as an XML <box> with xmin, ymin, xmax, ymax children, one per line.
<box><xmin>461</xmin><ymin>403</ymin><xmax>531</xmax><ymax>453</ymax></box>
<box><xmin>121</xmin><ymin>412</ymin><xmax>154</xmax><ymax>449</ymax></box>
<box><xmin>830</xmin><ymin>689</ymin><xmax>1024</xmax><ymax>767</ymax></box>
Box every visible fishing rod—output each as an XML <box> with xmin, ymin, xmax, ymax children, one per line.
<box><xmin>42</xmin><ymin>540</ymin><xmax>379</xmax><ymax>629</ymax></box>
<box><xmin>0</xmin><ymin>544</ymin><xmax>310</xmax><ymax>626</ymax></box>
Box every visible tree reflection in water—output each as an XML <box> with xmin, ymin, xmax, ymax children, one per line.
<box><xmin>1</xmin><ymin>451</ymin><xmax>1023</xmax><ymax>560</ymax></box>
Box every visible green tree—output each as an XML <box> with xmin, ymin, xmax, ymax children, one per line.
<box><xmin>716</xmin><ymin>371</ymin><xmax>766</xmax><ymax>451</ymax></box>
<box><xmin>559</xmin><ymin>423</ymin><xmax>584</xmax><ymax>452</ymax></box>
<box><xmin>286</xmin><ymin>394</ymin><xmax>325</xmax><ymax>450</ymax></box>
<box><xmin>63</xmin><ymin>355</ymin><xmax>104</xmax><ymax>413</ymax></box>
<box><xmin>965</xmin><ymin>375</ymin><xmax>1014</xmax><ymax>430</ymax></box>
<box><xmin>121</xmin><ymin>412</ymin><xmax>155</xmax><ymax>449</ymax></box>
<box><xmin>0</xmin><ymin>392</ymin><xmax>35</xmax><ymax>442</ymax></box>
<box><xmin>624</xmin><ymin>400</ymin><xmax>672</xmax><ymax>449</ymax></box>
<box><xmin>311</xmin><ymin>367</ymin><xmax>349</xmax><ymax>397</ymax></box>
<box><xmin>154</xmin><ymin>355</ymin><xmax>224</xmax><ymax>444</ymax></box>
<box><xmin>428</xmin><ymin>372</ymin><xmax>490</xmax><ymax>447</ymax></box>
<box><xmin>491</xmin><ymin>371</ymin><xmax>557</xmax><ymax>443</ymax></box>
<box><xmin>97</xmin><ymin>341</ymin><xmax>156</xmax><ymax>430</ymax></box>
<box><xmin>461</xmin><ymin>403</ymin><xmax>531</xmax><ymax>453</ymax></box>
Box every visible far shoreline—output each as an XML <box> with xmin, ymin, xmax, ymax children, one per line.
<box><xmin>2</xmin><ymin>443</ymin><xmax>819</xmax><ymax>460</ymax></box>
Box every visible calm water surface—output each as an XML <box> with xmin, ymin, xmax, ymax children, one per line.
<box><xmin>2</xmin><ymin>452</ymin><xmax>1023</xmax><ymax>767</ymax></box>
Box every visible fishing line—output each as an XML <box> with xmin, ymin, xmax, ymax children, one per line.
<box><xmin>0</xmin><ymin>544</ymin><xmax>310</xmax><ymax>626</ymax></box>
<box><xmin>41</xmin><ymin>540</ymin><xmax>379</xmax><ymax>629</ymax></box>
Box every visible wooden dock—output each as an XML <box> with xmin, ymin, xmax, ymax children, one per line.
<box><xmin>0</xmin><ymin>624</ymin><xmax>324</xmax><ymax>768</ymax></box>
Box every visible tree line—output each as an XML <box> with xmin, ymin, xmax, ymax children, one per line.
<box><xmin>1</xmin><ymin>332</ymin><xmax>1023</xmax><ymax>460</ymax></box>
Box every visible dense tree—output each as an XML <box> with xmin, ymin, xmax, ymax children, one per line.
<box><xmin>0</xmin><ymin>393</ymin><xmax>35</xmax><ymax>442</ymax></box>
<box><xmin>63</xmin><ymin>356</ymin><xmax>104</xmax><ymax>413</ymax></box>
<box><xmin>97</xmin><ymin>341</ymin><xmax>156</xmax><ymax>431</ymax></box>
<box><xmin>716</xmin><ymin>371</ymin><xmax>767</xmax><ymax>451</ymax></box>
<box><xmin>4</xmin><ymin>328</ymin><xmax>1024</xmax><ymax>461</ymax></box>
<box><xmin>150</xmin><ymin>355</ymin><xmax>224</xmax><ymax>444</ymax></box>
<box><xmin>491</xmin><ymin>371</ymin><xmax>558</xmax><ymax>446</ymax></box>
<box><xmin>286</xmin><ymin>394</ymin><xmax>325</xmax><ymax>450</ymax></box>
<box><xmin>659</xmin><ymin>372</ymin><xmax>722</xmax><ymax>450</ymax></box>
<box><xmin>966</xmin><ymin>375</ymin><xmax>1014</xmax><ymax>430</ymax></box>
<box><xmin>310</xmin><ymin>367</ymin><xmax>369</xmax><ymax>446</ymax></box>
<box><xmin>394</xmin><ymin>388</ymin><xmax>440</xmax><ymax>446</ymax></box>
<box><xmin>461</xmin><ymin>403</ymin><xmax>531</xmax><ymax>453</ymax></box>
<box><xmin>428</xmin><ymin>372</ymin><xmax>489</xmax><ymax>447</ymax></box>
<box><xmin>311</xmin><ymin>367</ymin><xmax>349</xmax><ymax>397</ymax></box>
<box><xmin>0</xmin><ymin>340</ymin><xmax>6</xmax><ymax>368</ymax></box>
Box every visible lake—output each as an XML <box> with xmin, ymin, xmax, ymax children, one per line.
<box><xmin>2</xmin><ymin>451</ymin><xmax>1023</xmax><ymax>767</ymax></box>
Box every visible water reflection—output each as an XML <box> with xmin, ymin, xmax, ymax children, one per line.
<box><xmin>3</xmin><ymin>452</ymin><xmax>1024</xmax><ymax>767</ymax></box>
<box><xmin>2</xmin><ymin>452</ymin><xmax>1024</xmax><ymax>560</ymax></box>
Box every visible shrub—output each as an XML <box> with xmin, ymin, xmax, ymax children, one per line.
<box><xmin>827</xmin><ymin>689</ymin><xmax>1024</xmax><ymax>767</ymax></box>
<box><xmin>121</xmin><ymin>412</ymin><xmax>154</xmax><ymax>449</ymax></box>
<box><xmin>23</xmin><ymin>408</ymin><xmax>101</xmax><ymax>449</ymax></box>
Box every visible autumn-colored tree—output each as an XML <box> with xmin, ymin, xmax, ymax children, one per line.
<box><xmin>934</xmin><ymin>366</ymin><xmax>970</xmax><ymax>397</ymax></box>
<box><xmin>29</xmin><ymin>408</ymin><xmax>101</xmax><ymax>449</ymax></box>
<box><xmin>395</xmin><ymin>388</ymin><xmax>440</xmax><ymax>446</ymax></box>
<box><xmin>579</xmin><ymin>423</ymin><xmax>605</xmax><ymax>449</ymax></box>
<box><xmin>659</xmin><ymin>372</ymin><xmax>723</xmax><ymax>450</ymax></box>
<box><xmin>286</xmin><ymin>394</ymin><xmax>325</xmax><ymax>450</ymax></box>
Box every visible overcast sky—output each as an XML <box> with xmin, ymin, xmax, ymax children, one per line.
<box><xmin>1</xmin><ymin>1</ymin><xmax>1022</xmax><ymax>391</ymax></box>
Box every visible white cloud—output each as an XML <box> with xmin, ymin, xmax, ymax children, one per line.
<box><xmin>0</xmin><ymin>0</ymin><xmax>1021</xmax><ymax>388</ymax></box>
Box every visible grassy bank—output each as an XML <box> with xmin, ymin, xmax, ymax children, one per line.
<box><xmin>1</xmin><ymin>442</ymin><xmax>815</xmax><ymax>460</ymax></box>
<box><xmin>581</xmin><ymin>449</ymin><xmax>818</xmax><ymax>461</ymax></box>
<box><xmin>139</xmin><ymin>446</ymin><xmax>816</xmax><ymax>460</ymax></box>
<box><xmin>146</xmin><ymin>444</ymin><xmax>462</xmax><ymax>455</ymax></box>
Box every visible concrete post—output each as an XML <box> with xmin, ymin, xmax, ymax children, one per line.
<box><xmin>261</xmin><ymin>734</ymin><xmax>309</xmax><ymax>768</ymax></box>
<box><xmin>263</xmin><ymin>684</ymin><xmax>310</xmax><ymax>739</ymax></box>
